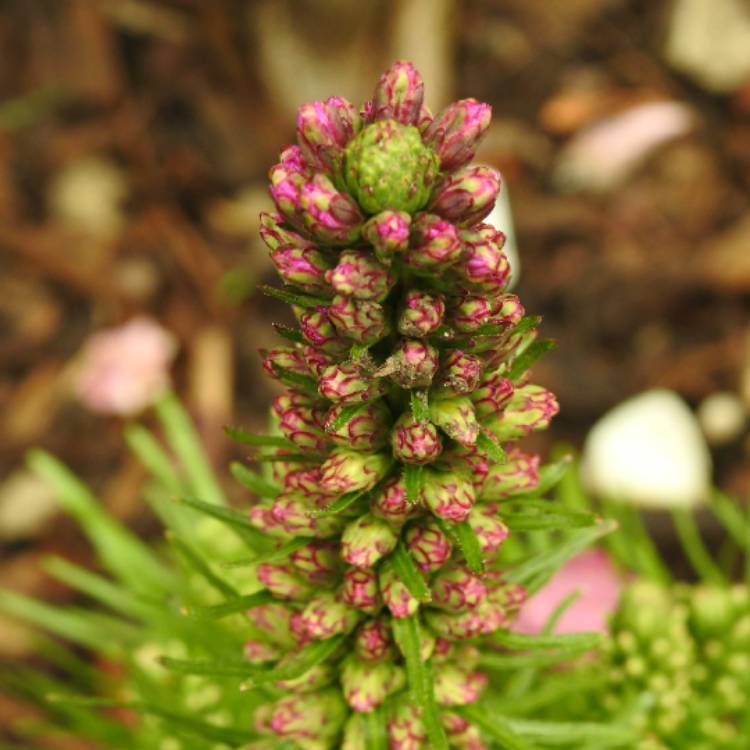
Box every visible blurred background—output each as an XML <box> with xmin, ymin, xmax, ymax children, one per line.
<box><xmin>1</xmin><ymin>0</ymin><xmax>750</xmax><ymax>666</ymax></box>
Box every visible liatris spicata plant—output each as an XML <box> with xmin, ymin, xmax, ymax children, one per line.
<box><xmin>0</xmin><ymin>62</ymin><xmax>623</xmax><ymax>750</ymax></box>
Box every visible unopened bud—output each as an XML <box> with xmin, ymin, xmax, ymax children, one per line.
<box><xmin>386</xmin><ymin>339</ymin><xmax>440</xmax><ymax>388</ymax></box>
<box><xmin>326</xmin><ymin>249</ymin><xmax>395</xmax><ymax>301</ymax></box>
<box><xmin>362</xmin><ymin>210</ymin><xmax>411</xmax><ymax>264</ymax></box>
<box><xmin>471</xmin><ymin>372</ymin><xmax>514</xmax><ymax>417</ymax></box>
<box><xmin>296</xmin><ymin>96</ymin><xmax>360</xmax><ymax>172</ymax></box>
<box><xmin>300</xmin><ymin>592</ymin><xmax>361</xmax><ymax>640</ymax></box>
<box><xmin>431</xmin><ymin>564</ymin><xmax>487</xmax><ymax>612</ymax></box>
<box><xmin>340</xmin><ymin>566</ymin><xmax>382</xmax><ymax>614</ymax></box>
<box><xmin>319</xmin><ymin>448</ymin><xmax>391</xmax><ymax>494</ymax></box>
<box><xmin>392</xmin><ymin>411</ymin><xmax>443</xmax><ymax>464</ymax></box>
<box><xmin>380</xmin><ymin>564</ymin><xmax>421</xmax><ymax>618</ymax></box>
<box><xmin>341</xmin><ymin>512</ymin><xmax>399</xmax><ymax>568</ymax></box>
<box><xmin>325</xmin><ymin>400</ymin><xmax>391</xmax><ymax>451</ymax></box>
<box><xmin>319</xmin><ymin>361</ymin><xmax>386</xmax><ymax>404</ymax></box>
<box><xmin>397</xmin><ymin>289</ymin><xmax>446</xmax><ymax>337</ymax></box>
<box><xmin>405</xmin><ymin>518</ymin><xmax>453</xmax><ymax>573</ymax></box>
<box><xmin>420</xmin><ymin>468</ymin><xmax>475</xmax><ymax>522</ymax></box>
<box><xmin>480</xmin><ymin>448</ymin><xmax>540</xmax><ymax>500</ymax></box>
<box><xmin>484</xmin><ymin>385</ymin><xmax>559</xmax><ymax>441</ymax></box>
<box><xmin>354</xmin><ymin>618</ymin><xmax>393</xmax><ymax>661</ymax></box>
<box><xmin>373</xmin><ymin>60</ymin><xmax>425</xmax><ymax>125</ymax></box>
<box><xmin>329</xmin><ymin>295</ymin><xmax>390</xmax><ymax>344</ymax></box>
<box><xmin>423</xmin><ymin>99</ymin><xmax>492</xmax><ymax>171</ymax></box>
<box><xmin>300</xmin><ymin>173</ymin><xmax>364</xmax><ymax>246</ymax></box>
<box><xmin>404</xmin><ymin>213</ymin><xmax>462</xmax><ymax>270</ymax></box>
<box><xmin>434</xmin><ymin>350</ymin><xmax>484</xmax><ymax>395</ymax></box>
<box><xmin>429</xmin><ymin>395</ymin><xmax>480</xmax><ymax>446</ymax></box>
<box><xmin>297</xmin><ymin>307</ymin><xmax>351</xmax><ymax>356</ymax></box>
<box><xmin>341</xmin><ymin>656</ymin><xmax>403</xmax><ymax>712</ymax></box>
<box><xmin>272</xmin><ymin>392</ymin><xmax>329</xmax><ymax>453</ymax></box>
<box><xmin>429</xmin><ymin>166</ymin><xmax>501</xmax><ymax>228</ymax></box>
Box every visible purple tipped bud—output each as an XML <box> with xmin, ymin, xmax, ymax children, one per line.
<box><xmin>449</xmin><ymin>293</ymin><xmax>524</xmax><ymax>334</ymax></box>
<box><xmin>272</xmin><ymin>392</ymin><xmax>329</xmax><ymax>453</ymax></box>
<box><xmin>397</xmin><ymin>290</ymin><xmax>446</xmax><ymax>337</ymax></box>
<box><xmin>328</xmin><ymin>295</ymin><xmax>389</xmax><ymax>344</ymax></box>
<box><xmin>424</xmin><ymin>608</ymin><xmax>485</xmax><ymax>640</ymax></box>
<box><xmin>271</xmin><ymin>494</ymin><xmax>345</xmax><ymax>538</ymax></box>
<box><xmin>435</xmin><ymin>350</ymin><xmax>483</xmax><ymax>394</ymax></box>
<box><xmin>246</xmin><ymin>603</ymin><xmax>296</xmax><ymax>649</ymax></box>
<box><xmin>276</xmin><ymin>658</ymin><xmax>336</xmax><ymax>693</ymax></box>
<box><xmin>270</xmin><ymin>243</ymin><xmax>332</xmax><ymax>293</ymax></box>
<box><xmin>431</xmin><ymin>564</ymin><xmax>487</xmax><ymax>612</ymax></box>
<box><xmin>420</xmin><ymin>468</ymin><xmax>475</xmax><ymax>523</ymax></box>
<box><xmin>429</xmin><ymin>395</ymin><xmax>480</xmax><ymax>446</ymax></box>
<box><xmin>261</xmin><ymin>346</ymin><xmax>310</xmax><ymax>380</ymax></box>
<box><xmin>429</xmin><ymin>166</ymin><xmax>501</xmax><ymax>228</ymax></box>
<box><xmin>266</xmin><ymin>689</ymin><xmax>347</xmax><ymax>743</ymax></box>
<box><xmin>268</xmin><ymin>146</ymin><xmax>311</xmax><ymax>227</ymax></box>
<box><xmin>256</xmin><ymin>562</ymin><xmax>313</xmax><ymax>601</ymax></box>
<box><xmin>423</xmin><ymin>98</ymin><xmax>492</xmax><ymax>171</ymax></box>
<box><xmin>325</xmin><ymin>249</ymin><xmax>395</xmax><ymax>301</ymax></box>
<box><xmin>300</xmin><ymin>173</ymin><xmax>364</xmax><ymax>246</ymax></box>
<box><xmin>471</xmin><ymin>372</ymin><xmax>514</xmax><ymax>417</ymax></box>
<box><xmin>480</xmin><ymin>448</ymin><xmax>540</xmax><ymax>500</ymax></box>
<box><xmin>300</xmin><ymin>592</ymin><xmax>361</xmax><ymax>640</ymax></box>
<box><xmin>467</xmin><ymin>502</ymin><xmax>509</xmax><ymax>560</ymax></box>
<box><xmin>341</xmin><ymin>513</ymin><xmax>398</xmax><ymax>568</ymax></box>
<box><xmin>437</xmin><ymin>444</ymin><xmax>490</xmax><ymax>494</ymax></box>
<box><xmin>341</xmin><ymin>656</ymin><xmax>403</xmax><ymax>712</ymax></box>
<box><xmin>362</xmin><ymin>210</ymin><xmax>411</xmax><ymax>264</ymax></box>
<box><xmin>448</xmin><ymin>725</ymin><xmax>488</xmax><ymax>750</ymax></box>
<box><xmin>392</xmin><ymin>411</ymin><xmax>443</xmax><ymax>464</ymax></box>
<box><xmin>259</xmin><ymin>211</ymin><xmax>308</xmax><ymax>251</ymax></box>
<box><xmin>244</xmin><ymin>639</ymin><xmax>279</xmax><ymax>664</ymax></box>
<box><xmin>249</xmin><ymin>503</ymin><xmax>290</xmax><ymax>538</ymax></box>
<box><xmin>319</xmin><ymin>361</ymin><xmax>386</xmax><ymax>404</ymax></box>
<box><xmin>325</xmin><ymin>400</ymin><xmax>391</xmax><ymax>451</ymax></box>
<box><xmin>373</xmin><ymin>60</ymin><xmax>425</xmax><ymax>125</ymax></box>
<box><xmin>296</xmin><ymin>96</ymin><xmax>360</xmax><ymax>172</ymax></box>
<box><xmin>454</xmin><ymin>225</ymin><xmax>510</xmax><ymax>294</ymax></box>
<box><xmin>289</xmin><ymin>540</ymin><xmax>341</xmax><ymax>586</ymax></box>
<box><xmin>434</xmin><ymin>666</ymin><xmax>488</xmax><ymax>706</ymax></box>
<box><xmin>319</xmin><ymin>448</ymin><xmax>391</xmax><ymax>494</ymax></box>
<box><xmin>403</xmin><ymin>213</ymin><xmax>462</xmax><ymax>270</ymax></box>
<box><xmin>301</xmin><ymin>345</ymin><xmax>334</xmax><ymax>377</ymax></box>
<box><xmin>297</xmin><ymin>307</ymin><xmax>350</xmax><ymax>356</ymax></box>
<box><xmin>371</xmin><ymin>474</ymin><xmax>417</xmax><ymax>528</ymax></box>
<box><xmin>442</xmin><ymin>713</ymin><xmax>471</xmax><ymax>736</ymax></box>
<box><xmin>484</xmin><ymin>385</ymin><xmax>559</xmax><ymax>441</ymax></box>
<box><xmin>354</xmin><ymin>618</ymin><xmax>393</xmax><ymax>661</ymax></box>
<box><xmin>380</xmin><ymin>564</ymin><xmax>421</xmax><ymax>618</ymax></box>
<box><xmin>388</xmin><ymin>704</ymin><xmax>427</xmax><ymax>750</ymax></box>
<box><xmin>340</xmin><ymin>566</ymin><xmax>381</xmax><ymax>614</ymax></box>
<box><xmin>385</xmin><ymin>339</ymin><xmax>440</xmax><ymax>388</ymax></box>
<box><xmin>405</xmin><ymin>518</ymin><xmax>453</xmax><ymax>573</ymax></box>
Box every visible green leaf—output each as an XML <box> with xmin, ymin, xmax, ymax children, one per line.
<box><xmin>404</xmin><ymin>464</ymin><xmax>424</xmax><ymax>505</ymax></box>
<box><xmin>364</xmin><ymin>706</ymin><xmax>389</xmax><ymax>750</ymax></box>
<box><xmin>391</xmin><ymin>616</ymin><xmax>449</xmax><ymax>750</ymax></box>
<box><xmin>259</xmin><ymin>283</ymin><xmax>330</xmax><ymax>309</ymax></box>
<box><xmin>124</xmin><ymin>423</ymin><xmax>183</xmax><ymax>495</ymax></box>
<box><xmin>326</xmin><ymin>402</ymin><xmax>366</xmax><ymax>433</ymax></box>
<box><xmin>184</xmin><ymin>590</ymin><xmax>275</xmax><ymax>619</ymax></box>
<box><xmin>270</xmin><ymin>364</ymin><xmax>320</xmax><ymax>395</ymax></box>
<box><xmin>224</xmin><ymin>426</ymin><xmax>295</xmax><ymax>449</ymax></box>
<box><xmin>252</xmin><ymin>452</ymin><xmax>321</xmax><ymax>463</ymax></box>
<box><xmin>179</xmin><ymin>495</ymin><xmax>271</xmax><ymax>550</ymax></box>
<box><xmin>473</xmin><ymin>315</ymin><xmax>541</xmax><ymax>338</ymax></box>
<box><xmin>490</xmin><ymin>629</ymin><xmax>602</xmax><ymax>653</ymax></box>
<box><xmin>273</xmin><ymin>323</ymin><xmax>307</xmax><ymax>345</ymax></box>
<box><xmin>222</xmin><ymin>537</ymin><xmax>310</xmax><ymax>569</ymax></box>
<box><xmin>673</xmin><ymin>508</ymin><xmax>725</xmax><ymax>585</ymax></box>
<box><xmin>498</xmin><ymin>501</ymin><xmax>598</xmax><ymax>531</ymax></box>
<box><xmin>410</xmin><ymin>390</ymin><xmax>430</xmax><ymax>423</ymax></box>
<box><xmin>311</xmin><ymin>490</ymin><xmax>364</xmax><ymax>517</ymax></box>
<box><xmin>230</xmin><ymin>461</ymin><xmax>280</xmax><ymax>498</ymax></box>
<box><xmin>508</xmin><ymin>339</ymin><xmax>556</xmax><ymax>381</ymax></box>
<box><xmin>476</xmin><ymin>431</ymin><xmax>506</xmax><ymax>463</ymax></box>
<box><xmin>458</xmin><ymin>704</ymin><xmax>540</xmax><ymax>750</ymax></box>
<box><xmin>391</xmin><ymin>543</ymin><xmax>432</xmax><ymax>602</ymax></box>
<box><xmin>486</xmin><ymin>717</ymin><xmax>636</xmax><ymax>747</ymax></box>
<box><xmin>535</xmin><ymin>455</ymin><xmax>573</xmax><ymax>496</ymax></box>
<box><xmin>453</xmin><ymin>521</ymin><xmax>485</xmax><ymax>573</ymax></box>
<box><xmin>167</xmin><ymin>534</ymin><xmax>238</xmax><ymax>598</ymax></box>
<box><xmin>350</xmin><ymin>342</ymin><xmax>371</xmax><ymax>361</ymax></box>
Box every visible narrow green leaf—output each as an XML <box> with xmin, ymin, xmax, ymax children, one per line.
<box><xmin>179</xmin><ymin>495</ymin><xmax>270</xmax><ymax>551</ymax></box>
<box><xmin>535</xmin><ymin>455</ymin><xmax>573</xmax><ymax>496</ymax></box>
<box><xmin>712</xmin><ymin>490</ymin><xmax>750</xmax><ymax>552</ymax></box>
<box><xmin>490</xmin><ymin>717</ymin><xmax>636</xmax><ymax>747</ymax></box>
<box><xmin>327</xmin><ymin>402</ymin><xmax>366</xmax><ymax>433</ymax></box>
<box><xmin>453</xmin><ymin>521</ymin><xmax>485</xmax><ymax>573</ymax></box>
<box><xmin>230</xmin><ymin>461</ymin><xmax>280</xmax><ymax>498</ymax></box>
<box><xmin>498</xmin><ymin>505</ymin><xmax>597</xmax><ymax>531</ymax></box>
<box><xmin>473</xmin><ymin>315</ymin><xmax>541</xmax><ymax>338</ymax></box>
<box><xmin>160</xmin><ymin>656</ymin><xmax>257</xmax><ymax>677</ymax></box>
<box><xmin>490</xmin><ymin>629</ymin><xmax>602</xmax><ymax>653</ymax></box>
<box><xmin>479</xmin><ymin>650</ymin><xmax>593</xmax><ymax>670</ymax></box>
<box><xmin>124</xmin><ymin>423</ymin><xmax>183</xmax><ymax>495</ymax></box>
<box><xmin>168</xmin><ymin>534</ymin><xmax>238</xmax><ymax>598</ymax></box>
<box><xmin>673</xmin><ymin>509</ymin><xmax>725</xmax><ymax>585</ymax></box>
<box><xmin>364</xmin><ymin>706</ymin><xmax>389</xmax><ymax>750</ymax></box>
<box><xmin>508</xmin><ymin>339</ymin><xmax>556</xmax><ymax>381</ymax></box>
<box><xmin>252</xmin><ymin>452</ymin><xmax>321</xmax><ymax>463</ymax></box>
<box><xmin>184</xmin><ymin>590</ymin><xmax>275</xmax><ymax>619</ymax></box>
<box><xmin>476</xmin><ymin>431</ymin><xmax>506</xmax><ymax>463</ymax></box>
<box><xmin>350</xmin><ymin>342</ymin><xmax>371</xmax><ymax>361</ymax></box>
<box><xmin>259</xmin><ymin>283</ymin><xmax>330</xmax><ymax>309</ymax></box>
<box><xmin>458</xmin><ymin>704</ymin><xmax>539</xmax><ymax>750</ymax></box>
<box><xmin>410</xmin><ymin>390</ymin><xmax>430</xmax><ymax>423</ymax></box>
<box><xmin>311</xmin><ymin>490</ymin><xmax>364</xmax><ymax>517</ymax></box>
<box><xmin>273</xmin><ymin>323</ymin><xmax>307</xmax><ymax>345</ymax></box>
<box><xmin>222</xmin><ymin>537</ymin><xmax>310</xmax><ymax>569</ymax></box>
<box><xmin>270</xmin><ymin>364</ymin><xmax>320</xmax><ymax>395</ymax></box>
<box><xmin>224</xmin><ymin>426</ymin><xmax>295</xmax><ymax>449</ymax></box>
<box><xmin>391</xmin><ymin>543</ymin><xmax>431</xmax><ymax>602</ymax></box>
<box><xmin>404</xmin><ymin>464</ymin><xmax>424</xmax><ymax>504</ymax></box>
<box><xmin>392</xmin><ymin>616</ymin><xmax>449</xmax><ymax>750</ymax></box>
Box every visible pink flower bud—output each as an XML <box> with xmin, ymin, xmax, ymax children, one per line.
<box><xmin>268</xmin><ymin>146</ymin><xmax>311</xmax><ymax>228</ymax></box>
<box><xmin>325</xmin><ymin>400</ymin><xmax>391</xmax><ymax>452</ymax></box>
<box><xmin>362</xmin><ymin>210</ymin><xmax>411</xmax><ymax>264</ymax></box>
<box><xmin>424</xmin><ymin>608</ymin><xmax>485</xmax><ymax>640</ymax></box>
<box><xmin>325</xmin><ymin>249</ymin><xmax>394</xmax><ymax>301</ymax></box>
<box><xmin>429</xmin><ymin>395</ymin><xmax>480</xmax><ymax>446</ymax></box>
<box><xmin>300</xmin><ymin>592</ymin><xmax>361</xmax><ymax>640</ymax></box>
<box><xmin>388</xmin><ymin>703</ymin><xmax>427</xmax><ymax>750</ymax></box>
<box><xmin>244</xmin><ymin>639</ymin><xmax>279</xmax><ymax>664</ymax></box>
<box><xmin>391</xmin><ymin>411</ymin><xmax>443</xmax><ymax>464</ymax></box>
<box><xmin>480</xmin><ymin>448</ymin><xmax>540</xmax><ymax>500</ymax></box>
<box><xmin>466</xmin><ymin>502</ymin><xmax>509</xmax><ymax>560</ymax></box>
<box><xmin>266</xmin><ymin>689</ymin><xmax>347</xmax><ymax>743</ymax></box>
<box><xmin>328</xmin><ymin>295</ymin><xmax>389</xmax><ymax>344</ymax></box>
<box><xmin>434</xmin><ymin>666</ymin><xmax>488</xmax><ymax>706</ymax></box>
<box><xmin>403</xmin><ymin>213</ymin><xmax>462</xmax><ymax>270</ymax></box>
<box><xmin>341</xmin><ymin>512</ymin><xmax>398</xmax><ymax>568</ymax></box>
<box><xmin>256</xmin><ymin>562</ymin><xmax>313</xmax><ymax>601</ymax></box>
<box><xmin>269</xmin><ymin>244</ymin><xmax>332</xmax><ymax>294</ymax></box>
<box><xmin>420</xmin><ymin>469</ymin><xmax>475</xmax><ymax>523</ymax></box>
<box><xmin>442</xmin><ymin>712</ymin><xmax>471</xmax><ymax>735</ymax></box>
<box><xmin>354</xmin><ymin>618</ymin><xmax>393</xmax><ymax>661</ymax></box>
<box><xmin>380</xmin><ymin>564</ymin><xmax>420</xmax><ymax>618</ymax></box>
<box><xmin>249</xmin><ymin>503</ymin><xmax>290</xmax><ymax>538</ymax></box>
<box><xmin>319</xmin><ymin>448</ymin><xmax>391</xmax><ymax>494</ymax></box>
<box><xmin>272</xmin><ymin>392</ymin><xmax>329</xmax><ymax>453</ymax></box>
<box><xmin>373</xmin><ymin>60</ymin><xmax>425</xmax><ymax>125</ymax></box>
<box><xmin>341</xmin><ymin>656</ymin><xmax>403</xmax><ymax>712</ymax></box>
<box><xmin>296</xmin><ymin>96</ymin><xmax>360</xmax><ymax>172</ymax></box>
<box><xmin>245</xmin><ymin>602</ymin><xmax>296</xmax><ymax>649</ymax></box>
<box><xmin>300</xmin><ymin>173</ymin><xmax>364</xmax><ymax>246</ymax></box>
<box><xmin>371</xmin><ymin>474</ymin><xmax>417</xmax><ymax>528</ymax></box>
<box><xmin>436</xmin><ymin>444</ymin><xmax>490</xmax><ymax>494</ymax></box>
<box><xmin>454</xmin><ymin>226</ymin><xmax>510</xmax><ymax>294</ymax></box>
<box><xmin>404</xmin><ymin>518</ymin><xmax>453</xmax><ymax>573</ymax></box>
<box><xmin>301</xmin><ymin>345</ymin><xmax>334</xmax><ymax>377</ymax></box>
<box><xmin>429</xmin><ymin>166</ymin><xmax>501</xmax><ymax>228</ymax></box>
<box><xmin>289</xmin><ymin>540</ymin><xmax>341</xmax><ymax>586</ymax></box>
<box><xmin>261</xmin><ymin>346</ymin><xmax>310</xmax><ymax>380</ymax></box>
<box><xmin>271</xmin><ymin>494</ymin><xmax>345</xmax><ymax>537</ymax></box>
<box><xmin>297</xmin><ymin>307</ymin><xmax>350</xmax><ymax>356</ymax></box>
<box><xmin>423</xmin><ymin>99</ymin><xmax>492</xmax><ymax>171</ymax></box>
<box><xmin>434</xmin><ymin>350</ymin><xmax>484</xmax><ymax>395</ymax></box>
<box><xmin>448</xmin><ymin>293</ymin><xmax>524</xmax><ymax>334</ymax></box>
<box><xmin>471</xmin><ymin>372</ymin><xmax>514</xmax><ymax>417</ymax></box>
<box><xmin>448</xmin><ymin>725</ymin><xmax>488</xmax><ymax>750</ymax></box>
<box><xmin>340</xmin><ymin>566</ymin><xmax>381</xmax><ymax>614</ymax></box>
<box><xmin>484</xmin><ymin>385</ymin><xmax>559</xmax><ymax>441</ymax></box>
<box><xmin>259</xmin><ymin>211</ymin><xmax>308</xmax><ymax>251</ymax></box>
<box><xmin>319</xmin><ymin>361</ymin><xmax>386</xmax><ymax>404</ymax></box>
<box><xmin>386</xmin><ymin>339</ymin><xmax>440</xmax><ymax>388</ymax></box>
<box><xmin>431</xmin><ymin>564</ymin><xmax>487</xmax><ymax>613</ymax></box>
<box><xmin>397</xmin><ymin>289</ymin><xmax>446</xmax><ymax>337</ymax></box>
<box><xmin>276</xmin><ymin>658</ymin><xmax>336</xmax><ymax>693</ymax></box>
